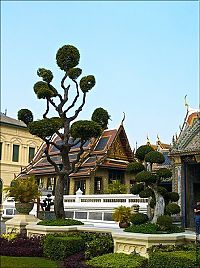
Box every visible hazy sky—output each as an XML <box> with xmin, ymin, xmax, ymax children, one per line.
<box><xmin>1</xmin><ymin>1</ymin><xmax>199</xmax><ymax>148</ymax></box>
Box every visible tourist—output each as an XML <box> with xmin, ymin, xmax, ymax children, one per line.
<box><xmin>194</xmin><ymin>200</ymin><xmax>200</xmax><ymax>235</ymax></box>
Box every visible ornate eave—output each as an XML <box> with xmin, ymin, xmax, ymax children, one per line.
<box><xmin>170</xmin><ymin>109</ymin><xmax>200</xmax><ymax>157</ymax></box>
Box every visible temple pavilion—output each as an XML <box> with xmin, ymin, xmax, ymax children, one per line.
<box><xmin>170</xmin><ymin>107</ymin><xmax>200</xmax><ymax>228</ymax></box>
<box><xmin>19</xmin><ymin>124</ymin><xmax>134</xmax><ymax>195</ymax></box>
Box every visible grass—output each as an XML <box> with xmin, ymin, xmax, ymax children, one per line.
<box><xmin>0</xmin><ymin>256</ymin><xmax>59</xmax><ymax>268</ymax></box>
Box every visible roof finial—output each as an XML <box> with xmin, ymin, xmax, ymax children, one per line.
<box><xmin>184</xmin><ymin>95</ymin><xmax>189</xmax><ymax>110</ymax></box>
<box><xmin>147</xmin><ymin>134</ymin><xmax>150</xmax><ymax>145</ymax></box>
<box><xmin>121</xmin><ymin>112</ymin><xmax>125</xmax><ymax>125</ymax></box>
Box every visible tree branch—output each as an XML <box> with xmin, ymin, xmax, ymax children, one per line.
<box><xmin>69</xmin><ymin>92</ymin><xmax>86</xmax><ymax>122</ymax></box>
<box><xmin>64</xmin><ymin>80</ymin><xmax>79</xmax><ymax>114</ymax></box>
<box><xmin>44</xmin><ymin>141</ymin><xmax>60</xmax><ymax>174</ymax></box>
<box><xmin>43</xmin><ymin>99</ymin><xmax>50</xmax><ymax>118</ymax></box>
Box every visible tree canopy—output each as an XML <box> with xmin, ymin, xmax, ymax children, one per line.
<box><xmin>18</xmin><ymin>44</ymin><xmax>109</xmax><ymax>219</ymax></box>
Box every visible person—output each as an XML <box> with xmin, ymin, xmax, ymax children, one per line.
<box><xmin>194</xmin><ymin>200</ymin><xmax>200</xmax><ymax>235</ymax></box>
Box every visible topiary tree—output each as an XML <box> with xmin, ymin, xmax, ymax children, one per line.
<box><xmin>18</xmin><ymin>44</ymin><xmax>109</xmax><ymax>219</ymax></box>
<box><xmin>91</xmin><ymin>107</ymin><xmax>111</xmax><ymax>130</ymax></box>
<box><xmin>127</xmin><ymin>145</ymin><xmax>180</xmax><ymax>224</ymax></box>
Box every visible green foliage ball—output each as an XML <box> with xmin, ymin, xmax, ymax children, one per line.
<box><xmin>56</xmin><ymin>45</ymin><xmax>80</xmax><ymax>71</ymax></box>
<box><xmin>34</xmin><ymin>81</ymin><xmax>57</xmax><ymax>99</ymax></box>
<box><xmin>130</xmin><ymin>183</ymin><xmax>144</xmax><ymax>195</ymax></box>
<box><xmin>157</xmin><ymin>186</ymin><xmax>168</xmax><ymax>197</ymax></box>
<box><xmin>139</xmin><ymin>188</ymin><xmax>153</xmax><ymax>198</ymax></box>
<box><xmin>126</xmin><ymin>162</ymin><xmax>145</xmax><ymax>174</ymax></box>
<box><xmin>130</xmin><ymin>212</ymin><xmax>149</xmax><ymax>225</ymax></box>
<box><xmin>17</xmin><ymin>109</ymin><xmax>33</xmax><ymax>125</ymax></box>
<box><xmin>71</xmin><ymin>120</ymin><xmax>102</xmax><ymax>141</ymax></box>
<box><xmin>156</xmin><ymin>168</ymin><xmax>172</xmax><ymax>179</ymax></box>
<box><xmin>28</xmin><ymin>118</ymin><xmax>63</xmax><ymax>139</ymax></box>
<box><xmin>135</xmin><ymin>171</ymin><xmax>157</xmax><ymax>184</ymax></box>
<box><xmin>67</xmin><ymin>67</ymin><xmax>82</xmax><ymax>80</ymax></box>
<box><xmin>80</xmin><ymin>75</ymin><xmax>95</xmax><ymax>92</ymax></box>
<box><xmin>157</xmin><ymin>215</ymin><xmax>173</xmax><ymax>231</ymax></box>
<box><xmin>165</xmin><ymin>203</ymin><xmax>180</xmax><ymax>215</ymax></box>
<box><xmin>135</xmin><ymin>145</ymin><xmax>154</xmax><ymax>161</ymax></box>
<box><xmin>91</xmin><ymin>107</ymin><xmax>110</xmax><ymax>130</ymax></box>
<box><xmin>37</xmin><ymin>68</ymin><xmax>53</xmax><ymax>83</ymax></box>
<box><xmin>168</xmin><ymin>192</ymin><xmax>179</xmax><ymax>202</ymax></box>
<box><xmin>145</xmin><ymin>151</ymin><xmax>165</xmax><ymax>164</ymax></box>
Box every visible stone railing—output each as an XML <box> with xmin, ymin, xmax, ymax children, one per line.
<box><xmin>2</xmin><ymin>190</ymin><xmax>148</xmax><ymax>226</ymax></box>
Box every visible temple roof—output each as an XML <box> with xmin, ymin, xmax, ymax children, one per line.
<box><xmin>170</xmin><ymin>107</ymin><xmax>200</xmax><ymax>155</ymax></box>
<box><xmin>19</xmin><ymin>124</ymin><xmax>133</xmax><ymax>178</ymax></box>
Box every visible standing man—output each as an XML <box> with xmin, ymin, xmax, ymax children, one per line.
<box><xmin>194</xmin><ymin>200</ymin><xmax>200</xmax><ymax>235</ymax></box>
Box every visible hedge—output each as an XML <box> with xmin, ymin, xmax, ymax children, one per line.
<box><xmin>86</xmin><ymin>253</ymin><xmax>148</xmax><ymax>268</ymax></box>
<box><xmin>43</xmin><ymin>234</ymin><xmax>85</xmax><ymax>260</ymax></box>
<box><xmin>37</xmin><ymin>218</ymin><xmax>84</xmax><ymax>226</ymax></box>
<box><xmin>148</xmin><ymin>251</ymin><xmax>198</xmax><ymax>268</ymax></box>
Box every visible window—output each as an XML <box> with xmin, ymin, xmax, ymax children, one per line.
<box><xmin>74</xmin><ymin>180</ymin><xmax>86</xmax><ymax>195</ymax></box>
<box><xmin>28</xmin><ymin>147</ymin><xmax>35</xmax><ymax>163</ymax></box>
<box><xmin>94</xmin><ymin>177</ymin><xmax>102</xmax><ymax>194</ymax></box>
<box><xmin>108</xmin><ymin>170</ymin><xmax>124</xmax><ymax>184</ymax></box>
<box><xmin>12</xmin><ymin>144</ymin><xmax>19</xmax><ymax>162</ymax></box>
<box><xmin>0</xmin><ymin>142</ymin><xmax>2</xmax><ymax>160</ymax></box>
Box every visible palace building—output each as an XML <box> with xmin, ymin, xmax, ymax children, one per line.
<box><xmin>19</xmin><ymin>124</ymin><xmax>134</xmax><ymax>195</ymax></box>
<box><xmin>170</xmin><ymin>107</ymin><xmax>200</xmax><ymax>228</ymax></box>
<box><xmin>0</xmin><ymin>112</ymin><xmax>42</xmax><ymax>203</ymax></box>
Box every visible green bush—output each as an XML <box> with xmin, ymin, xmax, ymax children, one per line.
<box><xmin>168</xmin><ymin>192</ymin><xmax>179</xmax><ymax>202</ymax></box>
<box><xmin>157</xmin><ymin>215</ymin><xmax>173</xmax><ymax>231</ymax></box>
<box><xmin>124</xmin><ymin>222</ymin><xmax>183</xmax><ymax>234</ymax></box>
<box><xmin>130</xmin><ymin>213</ymin><xmax>149</xmax><ymax>225</ymax></box>
<box><xmin>148</xmin><ymin>251</ymin><xmax>197</xmax><ymax>268</ymax></box>
<box><xmin>165</xmin><ymin>203</ymin><xmax>180</xmax><ymax>215</ymax></box>
<box><xmin>86</xmin><ymin>253</ymin><xmax>148</xmax><ymax>268</ymax></box>
<box><xmin>37</xmin><ymin>218</ymin><xmax>84</xmax><ymax>226</ymax></box>
<box><xmin>124</xmin><ymin>223</ymin><xmax>159</xmax><ymax>234</ymax></box>
<box><xmin>85</xmin><ymin>234</ymin><xmax>114</xmax><ymax>259</ymax></box>
<box><xmin>43</xmin><ymin>234</ymin><xmax>84</xmax><ymax>260</ymax></box>
<box><xmin>130</xmin><ymin>183</ymin><xmax>144</xmax><ymax>195</ymax></box>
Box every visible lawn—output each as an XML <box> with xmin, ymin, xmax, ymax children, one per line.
<box><xmin>0</xmin><ymin>256</ymin><xmax>59</xmax><ymax>268</ymax></box>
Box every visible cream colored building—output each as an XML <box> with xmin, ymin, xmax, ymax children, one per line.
<box><xmin>0</xmin><ymin>112</ymin><xmax>42</xmax><ymax>202</ymax></box>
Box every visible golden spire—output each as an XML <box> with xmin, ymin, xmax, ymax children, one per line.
<box><xmin>147</xmin><ymin>134</ymin><xmax>151</xmax><ymax>145</ymax></box>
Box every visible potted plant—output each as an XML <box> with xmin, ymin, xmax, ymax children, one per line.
<box><xmin>4</xmin><ymin>176</ymin><xmax>41</xmax><ymax>214</ymax></box>
<box><xmin>112</xmin><ymin>205</ymin><xmax>132</xmax><ymax>228</ymax></box>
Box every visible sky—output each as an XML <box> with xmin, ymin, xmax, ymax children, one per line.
<box><xmin>1</xmin><ymin>1</ymin><xmax>199</xmax><ymax>149</ymax></box>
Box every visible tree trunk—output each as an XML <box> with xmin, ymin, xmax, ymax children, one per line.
<box><xmin>151</xmin><ymin>189</ymin><xmax>165</xmax><ymax>224</ymax></box>
<box><xmin>54</xmin><ymin>174</ymin><xmax>65</xmax><ymax>219</ymax></box>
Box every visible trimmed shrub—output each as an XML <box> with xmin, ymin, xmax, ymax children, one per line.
<box><xmin>130</xmin><ymin>183</ymin><xmax>144</xmax><ymax>195</ymax></box>
<box><xmin>85</xmin><ymin>234</ymin><xmax>114</xmax><ymax>259</ymax></box>
<box><xmin>43</xmin><ymin>234</ymin><xmax>85</xmax><ymax>260</ymax></box>
<box><xmin>130</xmin><ymin>213</ymin><xmax>149</xmax><ymax>225</ymax></box>
<box><xmin>148</xmin><ymin>251</ymin><xmax>197</xmax><ymax>268</ymax></box>
<box><xmin>126</xmin><ymin>162</ymin><xmax>145</xmax><ymax>174</ymax></box>
<box><xmin>157</xmin><ymin>215</ymin><xmax>173</xmax><ymax>231</ymax></box>
<box><xmin>124</xmin><ymin>223</ymin><xmax>159</xmax><ymax>234</ymax></box>
<box><xmin>86</xmin><ymin>253</ymin><xmax>148</xmax><ymax>268</ymax></box>
<box><xmin>37</xmin><ymin>218</ymin><xmax>84</xmax><ymax>226</ymax></box>
<box><xmin>61</xmin><ymin>252</ymin><xmax>92</xmax><ymax>268</ymax></box>
<box><xmin>165</xmin><ymin>203</ymin><xmax>180</xmax><ymax>215</ymax></box>
<box><xmin>0</xmin><ymin>234</ymin><xmax>43</xmax><ymax>257</ymax></box>
<box><xmin>168</xmin><ymin>192</ymin><xmax>179</xmax><ymax>202</ymax></box>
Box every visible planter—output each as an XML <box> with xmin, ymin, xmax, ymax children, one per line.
<box><xmin>119</xmin><ymin>222</ymin><xmax>130</xmax><ymax>228</ymax></box>
<box><xmin>38</xmin><ymin>211</ymin><xmax>56</xmax><ymax>220</ymax></box>
<box><xmin>15</xmin><ymin>202</ymin><xmax>34</xmax><ymax>214</ymax></box>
